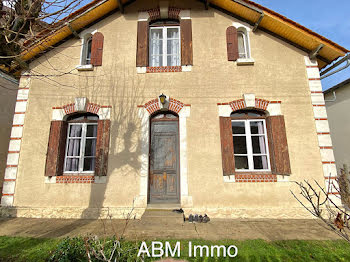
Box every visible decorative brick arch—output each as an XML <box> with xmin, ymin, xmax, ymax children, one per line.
<box><xmin>144</xmin><ymin>7</ymin><xmax>182</xmax><ymax>22</ymax></box>
<box><xmin>218</xmin><ymin>94</ymin><xmax>282</xmax><ymax>117</ymax></box>
<box><xmin>52</xmin><ymin>97</ymin><xmax>111</xmax><ymax>120</ymax></box>
<box><xmin>229</xmin><ymin>98</ymin><xmax>272</xmax><ymax>112</ymax></box>
<box><xmin>140</xmin><ymin>96</ymin><xmax>187</xmax><ymax>115</ymax></box>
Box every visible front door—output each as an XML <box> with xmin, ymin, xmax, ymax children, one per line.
<box><xmin>149</xmin><ymin>113</ymin><xmax>180</xmax><ymax>203</ymax></box>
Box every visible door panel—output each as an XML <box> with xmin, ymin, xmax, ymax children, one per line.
<box><xmin>149</xmin><ymin>120</ymin><xmax>179</xmax><ymax>203</ymax></box>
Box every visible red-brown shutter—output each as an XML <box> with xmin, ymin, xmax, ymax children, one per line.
<box><xmin>226</xmin><ymin>26</ymin><xmax>238</xmax><ymax>61</ymax></box>
<box><xmin>95</xmin><ymin>120</ymin><xmax>111</xmax><ymax>176</ymax></box>
<box><xmin>136</xmin><ymin>21</ymin><xmax>149</xmax><ymax>67</ymax></box>
<box><xmin>180</xmin><ymin>19</ymin><xmax>193</xmax><ymax>65</ymax></box>
<box><xmin>45</xmin><ymin>121</ymin><xmax>68</xmax><ymax>176</ymax></box>
<box><xmin>219</xmin><ymin>117</ymin><xmax>235</xmax><ymax>176</ymax></box>
<box><xmin>266</xmin><ymin>115</ymin><xmax>291</xmax><ymax>175</ymax></box>
<box><xmin>91</xmin><ymin>32</ymin><xmax>104</xmax><ymax>66</ymax></box>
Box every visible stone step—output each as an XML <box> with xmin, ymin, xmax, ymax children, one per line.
<box><xmin>141</xmin><ymin>209</ymin><xmax>184</xmax><ymax>224</ymax></box>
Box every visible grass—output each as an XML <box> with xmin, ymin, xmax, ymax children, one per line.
<box><xmin>0</xmin><ymin>236</ymin><xmax>350</xmax><ymax>261</ymax></box>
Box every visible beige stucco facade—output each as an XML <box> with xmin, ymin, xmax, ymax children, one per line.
<box><xmin>0</xmin><ymin>73</ymin><xmax>18</xmax><ymax>195</ymax></box>
<box><xmin>325</xmin><ymin>80</ymin><xmax>350</xmax><ymax>171</ymax></box>
<box><xmin>0</xmin><ymin>0</ymin><xmax>335</xmax><ymax>219</ymax></box>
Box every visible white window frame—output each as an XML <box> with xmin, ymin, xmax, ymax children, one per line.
<box><xmin>231</xmin><ymin>119</ymin><xmax>271</xmax><ymax>172</ymax></box>
<box><xmin>63</xmin><ymin>122</ymin><xmax>98</xmax><ymax>174</ymax></box>
<box><xmin>237</xmin><ymin>30</ymin><xmax>250</xmax><ymax>59</ymax></box>
<box><xmin>149</xmin><ymin>26</ymin><xmax>181</xmax><ymax>67</ymax></box>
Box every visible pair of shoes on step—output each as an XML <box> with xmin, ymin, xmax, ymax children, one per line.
<box><xmin>188</xmin><ymin>214</ymin><xmax>210</xmax><ymax>223</ymax></box>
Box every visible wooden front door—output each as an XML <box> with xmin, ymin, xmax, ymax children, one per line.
<box><xmin>149</xmin><ymin>113</ymin><xmax>180</xmax><ymax>203</ymax></box>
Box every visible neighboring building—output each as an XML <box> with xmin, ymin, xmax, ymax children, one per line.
<box><xmin>0</xmin><ymin>0</ymin><xmax>348</xmax><ymax>219</ymax></box>
<box><xmin>324</xmin><ymin>78</ymin><xmax>350</xmax><ymax>172</ymax></box>
<box><xmin>0</xmin><ymin>71</ymin><xmax>18</xmax><ymax>195</ymax></box>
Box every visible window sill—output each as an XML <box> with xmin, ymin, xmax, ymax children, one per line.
<box><xmin>223</xmin><ymin>173</ymin><xmax>290</xmax><ymax>183</ymax></box>
<box><xmin>236</xmin><ymin>58</ymin><xmax>255</xmax><ymax>66</ymax></box>
<box><xmin>76</xmin><ymin>64</ymin><xmax>94</xmax><ymax>71</ymax></box>
<box><xmin>136</xmin><ymin>66</ymin><xmax>192</xmax><ymax>74</ymax></box>
<box><xmin>45</xmin><ymin>175</ymin><xmax>106</xmax><ymax>184</ymax></box>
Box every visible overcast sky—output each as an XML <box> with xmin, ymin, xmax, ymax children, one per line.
<box><xmin>253</xmin><ymin>0</ymin><xmax>350</xmax><ymax>90</ymax></box>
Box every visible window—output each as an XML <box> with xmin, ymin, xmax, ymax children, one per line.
<box><xmin>231</xmin><ymin>110</ymin><xmax>270</xmax><ymax>171</ymax></box>
<box><xmin>64</xmin><ymin>113</ymin><xmax>98</xmax><ymax>173</ymax></box>
<box><xmin>237</xmin><ymin>30</ymin><xmax>249</xmax><ymax>59</ymax></box>
<box><xmin>149</xmin><ymin>22</ymin><xmax>180</xmax><ymax>67</ymax></box>
<box><xmin>82</xmin><ymin>36</ymin><xmax>92</xmax><ymax>65</ymax></box>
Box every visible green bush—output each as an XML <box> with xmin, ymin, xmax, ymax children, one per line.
<box><xmin>49</xmin><ymin>237</ymin><xmax>86</xmax><ymax>262</ymax></box>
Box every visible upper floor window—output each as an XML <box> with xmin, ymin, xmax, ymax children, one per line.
<box><xmin>231</xmin><ymin>110</ymin><xmax>270</xmax><ymax>171</ymax></box>
<box><xmin>149</xmin><ymin>21</ymin><xmax>181</xmax><ymax>67</ymax></box>
<box><xmin>78</xmin><ymin>31</ymin><xmax>104</xmax><ymax>69</ymax></box>
<box><xmin>82</xmin><ymin>35</ymin><xmax>92</xmax><ymax>65</ymax></box>
<box><xmin>64</xmin><ymin>113</ymin><xmax>98</xmax><ymax>173</ymax></box>
<box><xmin>237</xmin><ymin>30</ymin><xmax>250</xmax><ymax>59</ymax></box>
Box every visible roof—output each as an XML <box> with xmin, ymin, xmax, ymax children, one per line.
<box><xmin>7</xmin><ymin>0</ymin><xmax>350</xmax><ymax>73</ymax></box>
<box><xmin>324</xmin><ymin>78</ymin><xmax>350</xmax><ymax>94</ymax></box>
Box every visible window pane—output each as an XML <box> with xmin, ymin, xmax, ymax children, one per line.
<box><xmin>87</xmin><ymin>115</ymin><xmax>99</xmax><ymax>120</ymax></box>
<box><xmin>231</xmin><ymin>112</ymin><xmax>245</xmax><ymax>117</ymax></box>
<box><xmin>83</xmin><ymin>158</ymin><xmax>95</xmax><ymax>171</ymax></box>
<box><xmin>251</xmin><ymin>136</ymin><xmax>267</xmax><ymax>154</ymax></box>
<box><xmin>238</xmin><ymin>32</ymin><xmax>246</xmax><ymax>58</ymax></box>
<box><xmin>250</xmin><ymin>121</ymin><xmax>265</xmax><ymax>134</ymax></box>
<box><xmin>167</xmin><ymin>28</ymin><xmax>179</xmax><ymax>38</ymax></box>
<box><xmin>232</xmin><ymin>136</ymin><xmax>247</xmax><ymax>154</ymax></box>
<box><xmin>69</xmin><ymin>125</ymin><xmax>82</xmax><ymax>137</ymax></box>
<box><xmin>253</xmin><ymin>156</ymin><xmax>269</xmax><ymax>170</ymax></box>
<box><xmin>86</xmin><ymin>38</ymin><xmax>92</xmax><ymax>64</ymax></box>
<box><xmin>167</xmin><ymin>55</ymin><xmax>180</xmax><ymax>66</ymax></box>
<box><xmin>235</xmin><ymin>156</ymin><xmax>249</xmax><ymax>170</ymax></box>
<box><xmin>167</xmin><ymin>40</ymin><xmax>180</xmax><ymax>66</ymax></box>
<box><xmin>66</xmin><ymin>139</ymin><xmax>81</xmax><ymax>156</ymax></box>
<box><xmin>150</xmin><ymin>29</ymin><xmax>163</xmax><ymax>67</ymax></box>
<box><xmin>232</xmin><ymin>121</ymin><xmax>245</xmax><ymax>134</ymax></box>
<box><xmin>65</xmin><ymin>158</ymin><xmax>79</xmax><ymax>171</ymax></box>
<box><xmin>84</xmin><ymin>139</ymin><xmax>96</xmax><ymax>156</ymax></box>
<box><xmin>247</xmin><ymin>111</ymin><xmax>264</xmax><ymax>117</ymax></box>
<box><xmin>86</xmin><ymin>125</ymin><xmax>97</xmax><ymax>137</ymax></box>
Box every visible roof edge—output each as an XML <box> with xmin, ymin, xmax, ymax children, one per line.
<box><xmin>324</xmin><ymin>78</ymin><xmax>350</xmax><ymax>94</ymax></box>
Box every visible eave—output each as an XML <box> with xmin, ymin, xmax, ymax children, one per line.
<box><xmin>8</xmin><ymin>0</ymin><xmax>350</xmax><ymax>73</ymax></box>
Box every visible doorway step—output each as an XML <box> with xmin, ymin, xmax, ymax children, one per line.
<box><xmin>141</xmin><ymin>208</ymin><xmax>184</xmax><ymax>224</ymax></box>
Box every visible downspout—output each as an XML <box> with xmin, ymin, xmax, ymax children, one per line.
<box><xmin>320</xmin><ymin>53</ymin><xmax>350</xmax><ymax>80</ymax></box>
<box><xmin>231</xmin><ymin>0</ymin><xmax>264</xmax><ymax>31</ymax></box>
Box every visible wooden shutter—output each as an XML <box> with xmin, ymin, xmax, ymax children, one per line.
<box><xmin>91</xmin><ymin>32</ymin><xmax>104</xmax><ymax>66</ymax></box>
<box><xmin>226</xmin><ymin>26</ymin><xmax>238</xmax><ymax>61</ymax></box>
<box><xmin>136</xmin><ymin>21</ymin><xmax>149</xmax><ymax>67</ymax></box>
<box><xmin>266</xmin><ymin>115</ymin><xmax>291</xmax><ymax>175</ymax></box>
<box><xmin>45</xmin><ymin>121</ymin><xmax>68</xmax><ymax>176</ymax></box>
<box><xmin>219</xmin><ymin>117</ymin><xmax>235</xmax><ymax>176</ymax></box>
<box><xmin>180</xmin><ymin>19</ymin><xmax>193</xmax><ymax>65</ymax></box>
<box><xmin>95</xmin><ymin>120</ymin><xmax>111</xmax><ymax>176</ymax></box>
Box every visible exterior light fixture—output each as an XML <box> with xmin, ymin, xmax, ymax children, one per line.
<box><xmin>159</xmin><ymin>93</ymin><xmax>166</xmax><ymax>105</ymax></box>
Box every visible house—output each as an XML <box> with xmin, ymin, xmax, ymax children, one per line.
<box><xmin>0</xmin><ymin>71</ymin><xmax>18</xmax><ymax>196</ymax></box>
<box><xmin>324</xmin><ymin>78</ymin><xmax>350</xmax><ymax>172</ymax></box>
<box><xmin>0</xmin><ymin>0</ymin><xmax>348</xmax><ymax>219</ymax></box>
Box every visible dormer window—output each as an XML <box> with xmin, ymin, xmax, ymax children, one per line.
<box><xmin>149</xmin><ymin>21</ymin><xmax>180</xmax><ymax>67</ymax></box>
